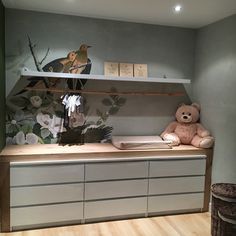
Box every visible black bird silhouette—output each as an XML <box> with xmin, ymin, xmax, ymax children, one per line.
<box><xmin>17</xmin><ymin>44</ymin><xmax>92</xmax><ymax>94</ymax></box>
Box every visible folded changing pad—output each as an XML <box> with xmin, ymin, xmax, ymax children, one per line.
<box><xmin>112</xmin><ymin>136</ymin><xmax>172</xmax><ymax>150</ymax></box>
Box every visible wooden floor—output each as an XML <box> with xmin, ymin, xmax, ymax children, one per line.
<box><xmin>1</xmin><ymin>213</ymin><xmax>211</xmax><ymax>236</ymax></box>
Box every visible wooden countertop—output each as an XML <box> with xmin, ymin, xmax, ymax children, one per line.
<box><xmin>0</xmin><ymin>143</ymin><xmax>210</xmax><ymax>163</ymax></box>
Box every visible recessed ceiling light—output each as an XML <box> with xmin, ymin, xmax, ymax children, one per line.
<box><xmin>174</xmin><ymin>5</ymin><xmax>182</xmax><ymax>13</ymax></box>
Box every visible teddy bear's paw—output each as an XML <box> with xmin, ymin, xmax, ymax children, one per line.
<box><xmin>199</xmin><ymin>137</ymin><xmax>214</xmax><ymax>148</ymax></box>
<box><xmin>201</xmin><ymin>130</ymin><xmax>210</xmax><ymax>138</ymax></box>
<box><xmin>163</xmin><ymin>133</ymin><xmax>180</xmax><ymax>146</ymax></box>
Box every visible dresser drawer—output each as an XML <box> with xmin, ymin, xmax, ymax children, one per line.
<box><xmin>148</xmin><ymin>193</ymin><xmax>204</xmax><ymax>213</ymax></box>
<box><xmin>11</xmin><ymin>202</ymin><xmax>83</xmax><ymax>228</ymax></box>
<box><xmin>10</xmin><ymin>164</ymin><xmax>84</xmax><ymax>186</ymax></box>
<box><xmin>11</xmin><ymin>183</ymin><xmax>84</xmax><ymax>207</ymax></box>
<box><xmin>84</xmin><ymin>197</ymin><xmax>146</xmax><ymax>219</ymax></box>
<box><xmin>149</xmin><ymin>158</ymin><xmax>206</xmax><ymax>177</ymax></box>
<box><xmin>85</xmin><ymin>179</ymin><xmax>148</xmax><ymax>200</ymax></box>
<box><xmin>149</xmin><ymin>176</ymin><xmax>205</xmax><ymax>195</ymax></box>
<box><xmin>85</xmin><ymin>161</ymin><xmax>148</xmax><ymax>181</ymax></box>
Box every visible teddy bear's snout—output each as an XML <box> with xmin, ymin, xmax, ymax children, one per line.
<box><xmin>181</xmin><ymin>114</ymin><xmax>192</xmax><ymax>123</ymax></box>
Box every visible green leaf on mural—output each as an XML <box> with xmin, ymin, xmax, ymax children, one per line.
<box><xmin>43</xmin><ymin>137</ymin><xmax>51</xmax><ymax>144</ymax></box>
<box><xmin>102</xmin><ymin>98</ymin><xmax>113</xmax><ymax>106</ymax></box>
<box><xmin>116</xmin><ymin>97</ymin><xmax>126</xmax><ymax>106</ymax></box>
<box><xmin>20</xmin><ymin>124</ymin><xmax>33</xmax><ymax>134</ymax></box>
<box><xmin>10</xmin><ymin>96</ymin><xmax>30</xmax><ymax>109</ymax></box>
<box><xmin>41</xmin><ymin>128</ymin><xmax>51</xmax><ymax>139</ymax></box>
<box><xmin>109</xmin><ymin>106</ymin><xmax>119</xmax><ymax>115</ymax></box>
<box><xmin>33</xmin><ymin>123</ymin><xmax>42</xmax><ymax>136</ymax></box>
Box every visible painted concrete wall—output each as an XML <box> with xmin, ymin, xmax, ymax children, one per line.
<box><xmin>0</xmin><ymin>1</ymin><xmax>5</xmax><ymax>151</ymax></box>
<box><xmin>193</xmin><ymin>14</ymin><xmax>236</xmax><ymax>183</ymax></box>
<box><xmin>5</xmin><ymin>9</ymin><xmax>195</xmax><ymax>137</ymax></box>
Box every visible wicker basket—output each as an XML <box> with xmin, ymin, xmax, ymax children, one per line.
<box><xmin>218</xmin><ymin>205</ymin><xmax>236</xmax><ymax>236</ymax></box>
<box><xmin>211</xmin><ymin>183</ymin><xmax>236</xmax><ymax>236</ymax></box>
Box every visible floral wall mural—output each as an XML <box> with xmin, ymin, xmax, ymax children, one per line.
<box><xmin>5</xmin><ymin>9</ymin><xmax>195</xmax><ymax>145</ymax></box>
<box><xmin>6</xmin><ymin>37</ymin><xmax>126</xmax><ymax>145</ymax></box>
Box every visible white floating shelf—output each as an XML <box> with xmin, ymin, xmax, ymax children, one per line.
<box><xmin>21</xmin><ymin>68</ymin><xmax>191</xmax><ymax>84</ymax></box>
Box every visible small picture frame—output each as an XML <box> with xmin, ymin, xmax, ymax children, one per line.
<box><xmin>119</xmin><ymin>63</ymin><xmax>134</xmax><ymax>77</ymax></box>
<box><xmin>104</xmin><ymin>62</ymin><xmax>119</xmax><ymax>76</ymax></box>
<box><xmin>134</xmin><ymin>64</ymin><xmax>148</xmax><ymax>78</ymax></box>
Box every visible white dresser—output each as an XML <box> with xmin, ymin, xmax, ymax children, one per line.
<box><xmin>0</xmin><ymin>144</ymin><xmax>213</xmax><ymax>232</ymax></box>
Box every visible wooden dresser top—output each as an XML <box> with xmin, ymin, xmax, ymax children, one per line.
<box><xmin>0</xmin><ymin>143</ymin><xmax>211</xmax><ymax>163</ymax></box>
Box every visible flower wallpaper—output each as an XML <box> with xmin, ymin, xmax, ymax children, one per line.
<box><xmin>6</xmin><ymin>84</ymin><xmax>126</xmax><ymax>145</ymax></box>
<box><xmin>6</xmin><ymin>38</ymin><xmax>126</xmax><ymax>145</ymax></box>
<box><xmin>6</xmin><ymin>91</ymin><xmax>64</xmax><ymax>145</ymax></box>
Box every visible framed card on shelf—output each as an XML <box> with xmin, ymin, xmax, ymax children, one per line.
<box><xmin>119</xmin><ymin>63</ymin><xmax>134</xmax><ymax>77</ymax></box>
<box><xmin>134</xmin><ymin>64</ymin><xmax>148</xmax><ymax>78</ymax></box>
<box><xmin>104</xmin><ymin>62</ymin><xmax>119</xmax><ymax>76</ymax></box>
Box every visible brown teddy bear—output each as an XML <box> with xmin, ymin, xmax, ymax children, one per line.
<box><xmin>161</xmin><ymin>103</ymin><xmax>214</xmax><ymax>148</ymax></box>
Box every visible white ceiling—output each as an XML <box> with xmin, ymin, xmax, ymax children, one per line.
<box><xmin>2</xmin><ymin>0</ymin><xmax>236</xmax><ymax>28</ymax></box>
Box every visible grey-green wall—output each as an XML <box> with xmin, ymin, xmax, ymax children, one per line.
<box><xmin>193</xmin><ymin>14</ymin><xmax>236</xmax><ymax>183</ymax></box>
<box><xmin>5</xmin><ymin>9</ymin><xmax>195</xmax><ymax>136</ymax></box>
<box><xmin>0</xmin><ymin>1</ymin><xmax>5</xmax><ymax>151</ymax></box>
<box><xmin>4</xmin><ymin>9</ymin><xmax>236</xmax><ymax>183</ymax></box>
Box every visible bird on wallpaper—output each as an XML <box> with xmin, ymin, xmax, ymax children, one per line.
<box><xmin>66</xmin><ymin>44</ymin><xmax>92</xmax><ymax>90</ymax></box>
<box><xmin>16</xmin><ymin>44</ymin><xmax>92</xmax><ymax>94</ymax></box>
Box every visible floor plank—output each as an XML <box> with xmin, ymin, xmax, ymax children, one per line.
<box><xmin>1</xmin><ymin>213</ymin><xmax>211</xmax><ymax>236</ymax></box>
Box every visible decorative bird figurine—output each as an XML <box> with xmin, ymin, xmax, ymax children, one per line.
<box><xmin>17</xmin><ymin>44</ymin><xmax>92</xmax><ymax>94</ymax></box>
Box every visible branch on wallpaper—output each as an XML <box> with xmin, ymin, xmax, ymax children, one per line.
<box><xmin>39</xmin><ymin>47</ymin><xmax>50</xmax><ymax>66</ymax></box>
<box><xmin>27</xmin><ymin>35</ymin><xmax>50</xmax><ymax>72</ymax></box>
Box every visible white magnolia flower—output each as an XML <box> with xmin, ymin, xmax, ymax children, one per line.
<box><xmin>26</xmin><ymin>133</ymin><xmax>39</xmax><ymax>144</ymax></box>
<box><xmin>36</xmin><ymin>113</ymin><xmax>52</xmax><ymax>128</ymax></box>
<box><xmin>15</xmin><ymin>131</ymin><xmax>26</xmax><ymax>145</ymax></box>
<box><xmin>48</xmin><ymin>115</ymin><xmax>65</xmax><ymax>138</ymax></box>
<box><xmin>30</xmin><ymin>96</ymin><xmax>42</xmax><ymax>108</ymax></box>
<box><xmin>11</xmin><ymin>120</ymin><xmax>17</xmax><ymax>125</ymax></box>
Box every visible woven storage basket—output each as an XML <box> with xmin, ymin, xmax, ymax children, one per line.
<box><xmin>218</xmin><ymin>205</ymin><xmax>236</xmax><ymax>236</ymax></box>
<box><xmin>211</xmin><ymin>183</ymin><xmax>236</xmax><ymax>236</ymax></box>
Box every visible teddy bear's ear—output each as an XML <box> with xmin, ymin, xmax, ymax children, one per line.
<box><xmin>178</xmin><ymin>103</ymin><xmax>185</xmax><ymax>108</ymax></box>
<box><xmin>191</xmin><ymin>103</ymin><xmax>201</xmax><ymax>111</ymax></box>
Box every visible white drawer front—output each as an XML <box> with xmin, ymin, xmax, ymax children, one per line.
<box><xmin>11</xmin><ymin>183</ymin><xmax>84</xmax><ymax>207</ymax></box>
<box><xmin>149</xmin><ymin>176</ymin><xmax>205</xmax><ymax>195</ymax></box>
<box><xmin>85</xmin><ymin>161</ymin><xmax>148</xmax><ymax>181</ymax></box>
<box><xmin>10</xmin><ymin>164</ymin><xmax>84</xmax><ymax>186</ymax></box>
<box><xmin>85</xmin><ymin>179</ymin><xmax>148</xmax><ymax>200</ymax></box>
<box><xmin>11</xmin><ymin>202</ymin><xmax>83</xmax><ymax>228</ymax></box>
<box><xmin>85</xmin><ymin>197</ymin><xmax>146</xmax><ymax>219</ymax></box>
<box><xmin>149</xmin><ymin>158</ymin><xmax>206</xmax><ymax>177</ymax></box>
<box><xmin>148</xmin><ymin>193</ymin><xmax>204</xmax><ymax>213</ymax></box>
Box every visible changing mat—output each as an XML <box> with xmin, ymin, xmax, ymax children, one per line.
<box><xmin>112</xmin><ymin>136</ymin><xmax>172</xmax><ymax>150</ymax></box>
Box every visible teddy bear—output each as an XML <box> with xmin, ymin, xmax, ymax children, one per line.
<box><xmin>161</xmin><ymin>103</ymin><xmax>214</xmax><ymax>148</ymax></box>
